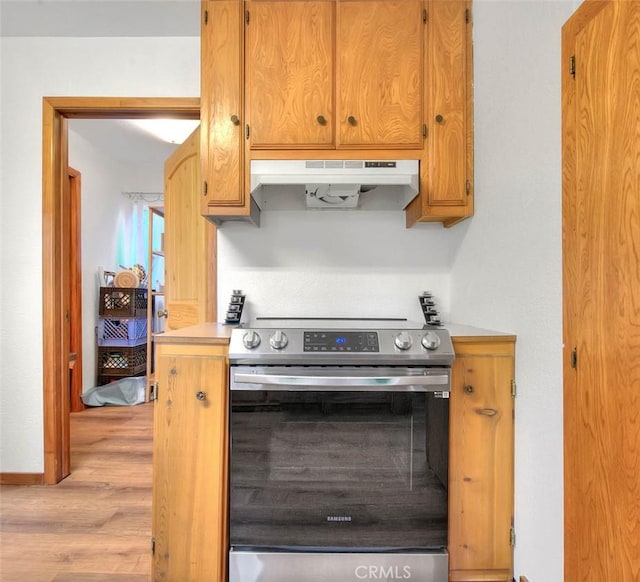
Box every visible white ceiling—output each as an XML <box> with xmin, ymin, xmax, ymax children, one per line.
<box><xmin>0</xmin><ymin>0</ymin><xmax>200</xmax><ymax>37</ymax></box>
<box><xmin>69</xmin><ymin>118</ymin><xmax>191</xmax><ymax>164</ymax></box>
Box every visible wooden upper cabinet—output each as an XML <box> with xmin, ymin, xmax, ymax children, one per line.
<box><xmin>406</xmin><ymin>0</ymin><xmax>473</xmax><ymax>228</ymax></box>
<box><xmin>201</xmin><ymin>1</ymin><xmax>246</xmax><ymax>213</ymax></box>
<box><xmin>428</xmin><ymin>0</ymin><xmax>469</xmax><ymax>205</ymax></box>
<box><xmin>246</xmin><ymin>1</ymin><xmax>334</xmax><ymax>148</ymax></box>
<box><xmin>201</xmin><ymin>0</ymin><xmax>474</xmax><ymax>227</ymax></box>
<box><xmin>337</xmin><ymin>1</ymin><xmax>423</xmax><ymax>148</ymax></box>
<box><xmin>246</xmin><ymin>0</ymin><xmax>424</xmax><ymax>150</ymax></box>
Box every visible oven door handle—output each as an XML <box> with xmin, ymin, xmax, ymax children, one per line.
<box><xmin>232</xmin><ymin>373</ymin><xmax>449</xmax><ymax>392</ymax></box>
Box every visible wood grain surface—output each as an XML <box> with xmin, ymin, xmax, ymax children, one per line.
<box><xmin>448</xmin><ymin>339</ymin><xmax>515</xmax><ymax>581</ymax></box>
<box><xmin>164</xmin><ymin>126</ymin><xmax>217</xmax><ymax>331</ymax></box>
<box><xmin>201</xmin><ymin>1</ymin><xmax>245</xmax><ymax>208</ymax></box>
<box><xmin>152</xmin><ymin>343</ymin><xmax>229</xmax><ymax>582</ymax></box>
<box><xmin>404</xmin><ymin>0</ymin><xmax>473</xmax><ymax>227</ymax></box>
<box><xmin>0</xmin><ymin>404</ymin><xmax>153</xmax><ymax>582</ymax></box>
<box><xmin>247</xmin><ymin>1</ymin><xmax>334</xmax><ymax>148</ymax></box>
<box><xmin>563</xmin><ymin>1</ymin><xmax>640</xmax><ymax>580</ymax></box>
<box><xmin>337</xmin><ymin>0</ymin><xmax>422</xmax><ymax>147</ymax></box>
<box><xmin>427</xmin><ymin>0</ymin><xmax>467</xmax><ymax>206</ymax></box>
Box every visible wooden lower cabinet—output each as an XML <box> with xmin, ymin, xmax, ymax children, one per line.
<box><xmin>449</xmin><ymin>336</ymin><xmax>516</xmax><ymax>582</ymax></box>
<box><xmin>152</xmin><ymin>340</ymin><xmax>229</xmax><ymax>582</ymax></box>
<box><xmin>152</xmin><ymin>332</ymin><xmax>514</xmax><ymax>582</ymax></box>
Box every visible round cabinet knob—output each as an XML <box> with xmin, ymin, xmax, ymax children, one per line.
<box><xmin>421</xmin><ymin>331</ymin><xmax>441</xmax><ymax>351</ymax></box>
<box><xmin>317</xmin><ymin>115</ymin><xmax>327</xmax><ymax>126</ymax></box>
<box><xmin>435</xmin><ymin>114</ymin><xmax>445</xmax><ymax>124</ymax></box>
<box><xmin>242</xmin><ymin>330</ymin><xmax>261</xmax><ymax>349</ymax></box>
<box><xmin>196</xmin><ymin>391</ymin><xmax>207</xmax><ymax>401</ymax></box>
<box><xmin>394</xmin><ymin>331</ymin><xmax>413</xmax><ymax>351</ymax></box>
<box><xmin>347</xmin><ymin>115</ymin><xmax>357</xmax><ymax>126</ymax></box>
<box><xmin>270</xmin><ymin>330</ymin><xmax>288</xmax><ymax>350</ymax></box>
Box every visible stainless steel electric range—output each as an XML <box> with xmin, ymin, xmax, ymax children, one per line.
<box><xmin>227</xmin><ymin>318</ymin><xmax>454</xmax><ymax>582</ymax></box>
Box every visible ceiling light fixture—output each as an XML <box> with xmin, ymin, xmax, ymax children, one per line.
<box><xmin>129</xmin><ymin>118</ymin><xmax>199</xmax><ymax>144</ymax></box>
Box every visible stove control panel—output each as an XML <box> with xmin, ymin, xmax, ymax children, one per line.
<box><xmin>303</xmin><ymin>331</ymin><xmax>379</xmax><ymax>353</ymax></box>
<box><xmin>228</xmin><ymin>326</ymin><xmax>455</xmax><ymax>366</ymax></box>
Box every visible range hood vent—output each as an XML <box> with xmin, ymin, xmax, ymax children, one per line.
<box><xmin>250</xmin><ymin>160</ymin><xmax>419</xmax><ymax>211</ymax></box>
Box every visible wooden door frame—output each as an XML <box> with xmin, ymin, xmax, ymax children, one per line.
<box><xmin>68</xmin><ymin>167</ymin><xmax>84</xmax><ymax>413</ymax></box>
<box><xmin>42</xmin><ymin>97</ymin><xmax>200</xmax><ymax>484</ymax></box>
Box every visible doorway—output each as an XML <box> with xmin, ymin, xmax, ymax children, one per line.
<box><xmin>42</xmin><ymin>97</ymin><xmax>200</xmax><ymax>484</ymax></box>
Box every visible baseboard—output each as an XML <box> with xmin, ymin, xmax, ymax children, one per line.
<box><xmin>1</xmin><ymin>472</ymin><xmax>45</xmax><ymax>485</ymax></box>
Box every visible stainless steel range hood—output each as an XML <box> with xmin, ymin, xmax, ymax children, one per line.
<box><xmin>250</xmin><ymin>160</ymin><xmax>419</xmax><ymax>211</ymax></box>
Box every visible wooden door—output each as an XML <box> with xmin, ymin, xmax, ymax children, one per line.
<box><xmin>337</xmin><ymin>0</ymin><xmax>423</xmax><ymax>148</ymax></box>
<box><xmin>201</xmin><ymin>0</ymin><xmax>245</xmax><ymax>211</ymax></box>
<box><xmin>563</xmin><ymin>1</ymin><xmax>640</xmax><ymax>580</ymax></box>
<box><xmin>449</xmin><ymin>338</ymin><xmax>515</xmax><ymax>581</ymax></box>
<box><xmin>152</xmin><ymin>342</ymin><xmax>229</xmax><ymax>582</ymax></box>
<box><xmin>164</xmin><ymin>127</ymin><xmax>217</xmax><ymax>330</ymax></box>
<box><xmin>246</xmin><ymin>0</ymin><xmax>334</xmax><ymax>148</ymax></box>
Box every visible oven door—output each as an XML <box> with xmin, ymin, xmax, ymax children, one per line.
<box><xmin>229</xmin><ymin>366</ymin><xmax>449</xmax><ymax>552</ymax></box>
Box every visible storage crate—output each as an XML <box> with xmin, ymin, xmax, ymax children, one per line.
<box><xmin>97</xmin><ymin>344</ymin><xmax>147</xmax><ymax>377</ymax></box>
<box><xmin>97</xmin><ymin>317</ymin><xmax>147</xmax><ymax>347</ymax></box>
<box><xmin>98</xmin><ymin>287</ymin><xmax>148</xmax><ymax>318</ymax></box>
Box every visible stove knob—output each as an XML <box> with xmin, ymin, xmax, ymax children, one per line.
<box><xmin>270</xmin><ymin>330</ymin><xmax>289</xmax><ymax>350</ymax></box>
<box><xmin>242</xmin><ymin>330</ymin><xmax>261</xmax><ymax>349</ymax></box>
<box><xmin>394</xmin><ymin>331</ymin><xmax>413</xmax><ymax>350</ymax></box>
<box><xmin>421</xmin><ymin>331</ymin><xmax>441</xmax><ymax>351</ymax></box>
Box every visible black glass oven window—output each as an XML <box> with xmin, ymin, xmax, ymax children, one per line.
<box><xmin>229</xmin><ymin>390</ymin><xmax>448</xmax><ymax>551</ymax></box>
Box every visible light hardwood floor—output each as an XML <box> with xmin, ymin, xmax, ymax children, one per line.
<box><xmin>1</xmin><ymin>403</ymin><xmax>153</xmax><ymax>582</ymax></box>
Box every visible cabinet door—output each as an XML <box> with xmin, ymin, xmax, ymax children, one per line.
<box><xmin>449</xmin><ymin>340</ymin><xmax>515</xmax><ymax>582</ymax></box>
<box><xmin>337</xmin><ymin>0</ymin><xmax>423</xmax><ymax>148</ymax></box>
<box><xmin>152</xmin><ymin>342</ymin><xmax>228</xmax><ymax>582</ymax></box>
<box><xmin>201</xmin><ymin>0</ymin><xmax>246</xmax><ymax>212</ymax></box>
<box><xmin>427</xmin><ymin>0</ymin><xmax>470</xmax><ymax>206</ymax></box>
<box><xmin>246</xmin><ymin>0</ymin><xmax>334</xmax><ymax>148</ymax></box>
<box><xmin>405</xmin><ymin>0</ymin><xmax>473</xmax><ymax>228</ymax></box>
<box><xmin>164</xmin><ymin>127</ymin><xmax>217</xmax><ymax>330</ymax></box>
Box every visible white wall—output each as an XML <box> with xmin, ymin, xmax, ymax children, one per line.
<box><xmin>218</xmin><ymin>210</ymin><xmax>463</xmax><ymax>323</ymax></box>
<box><xmin>0</xmin><ymin>36</ymin><xmax>199</xmax><ymax>473</ymax></box>
<box><xmin>450</xmin><ymin>2</ymin><xmax>575</xmax><ymax>581</ymax></box>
